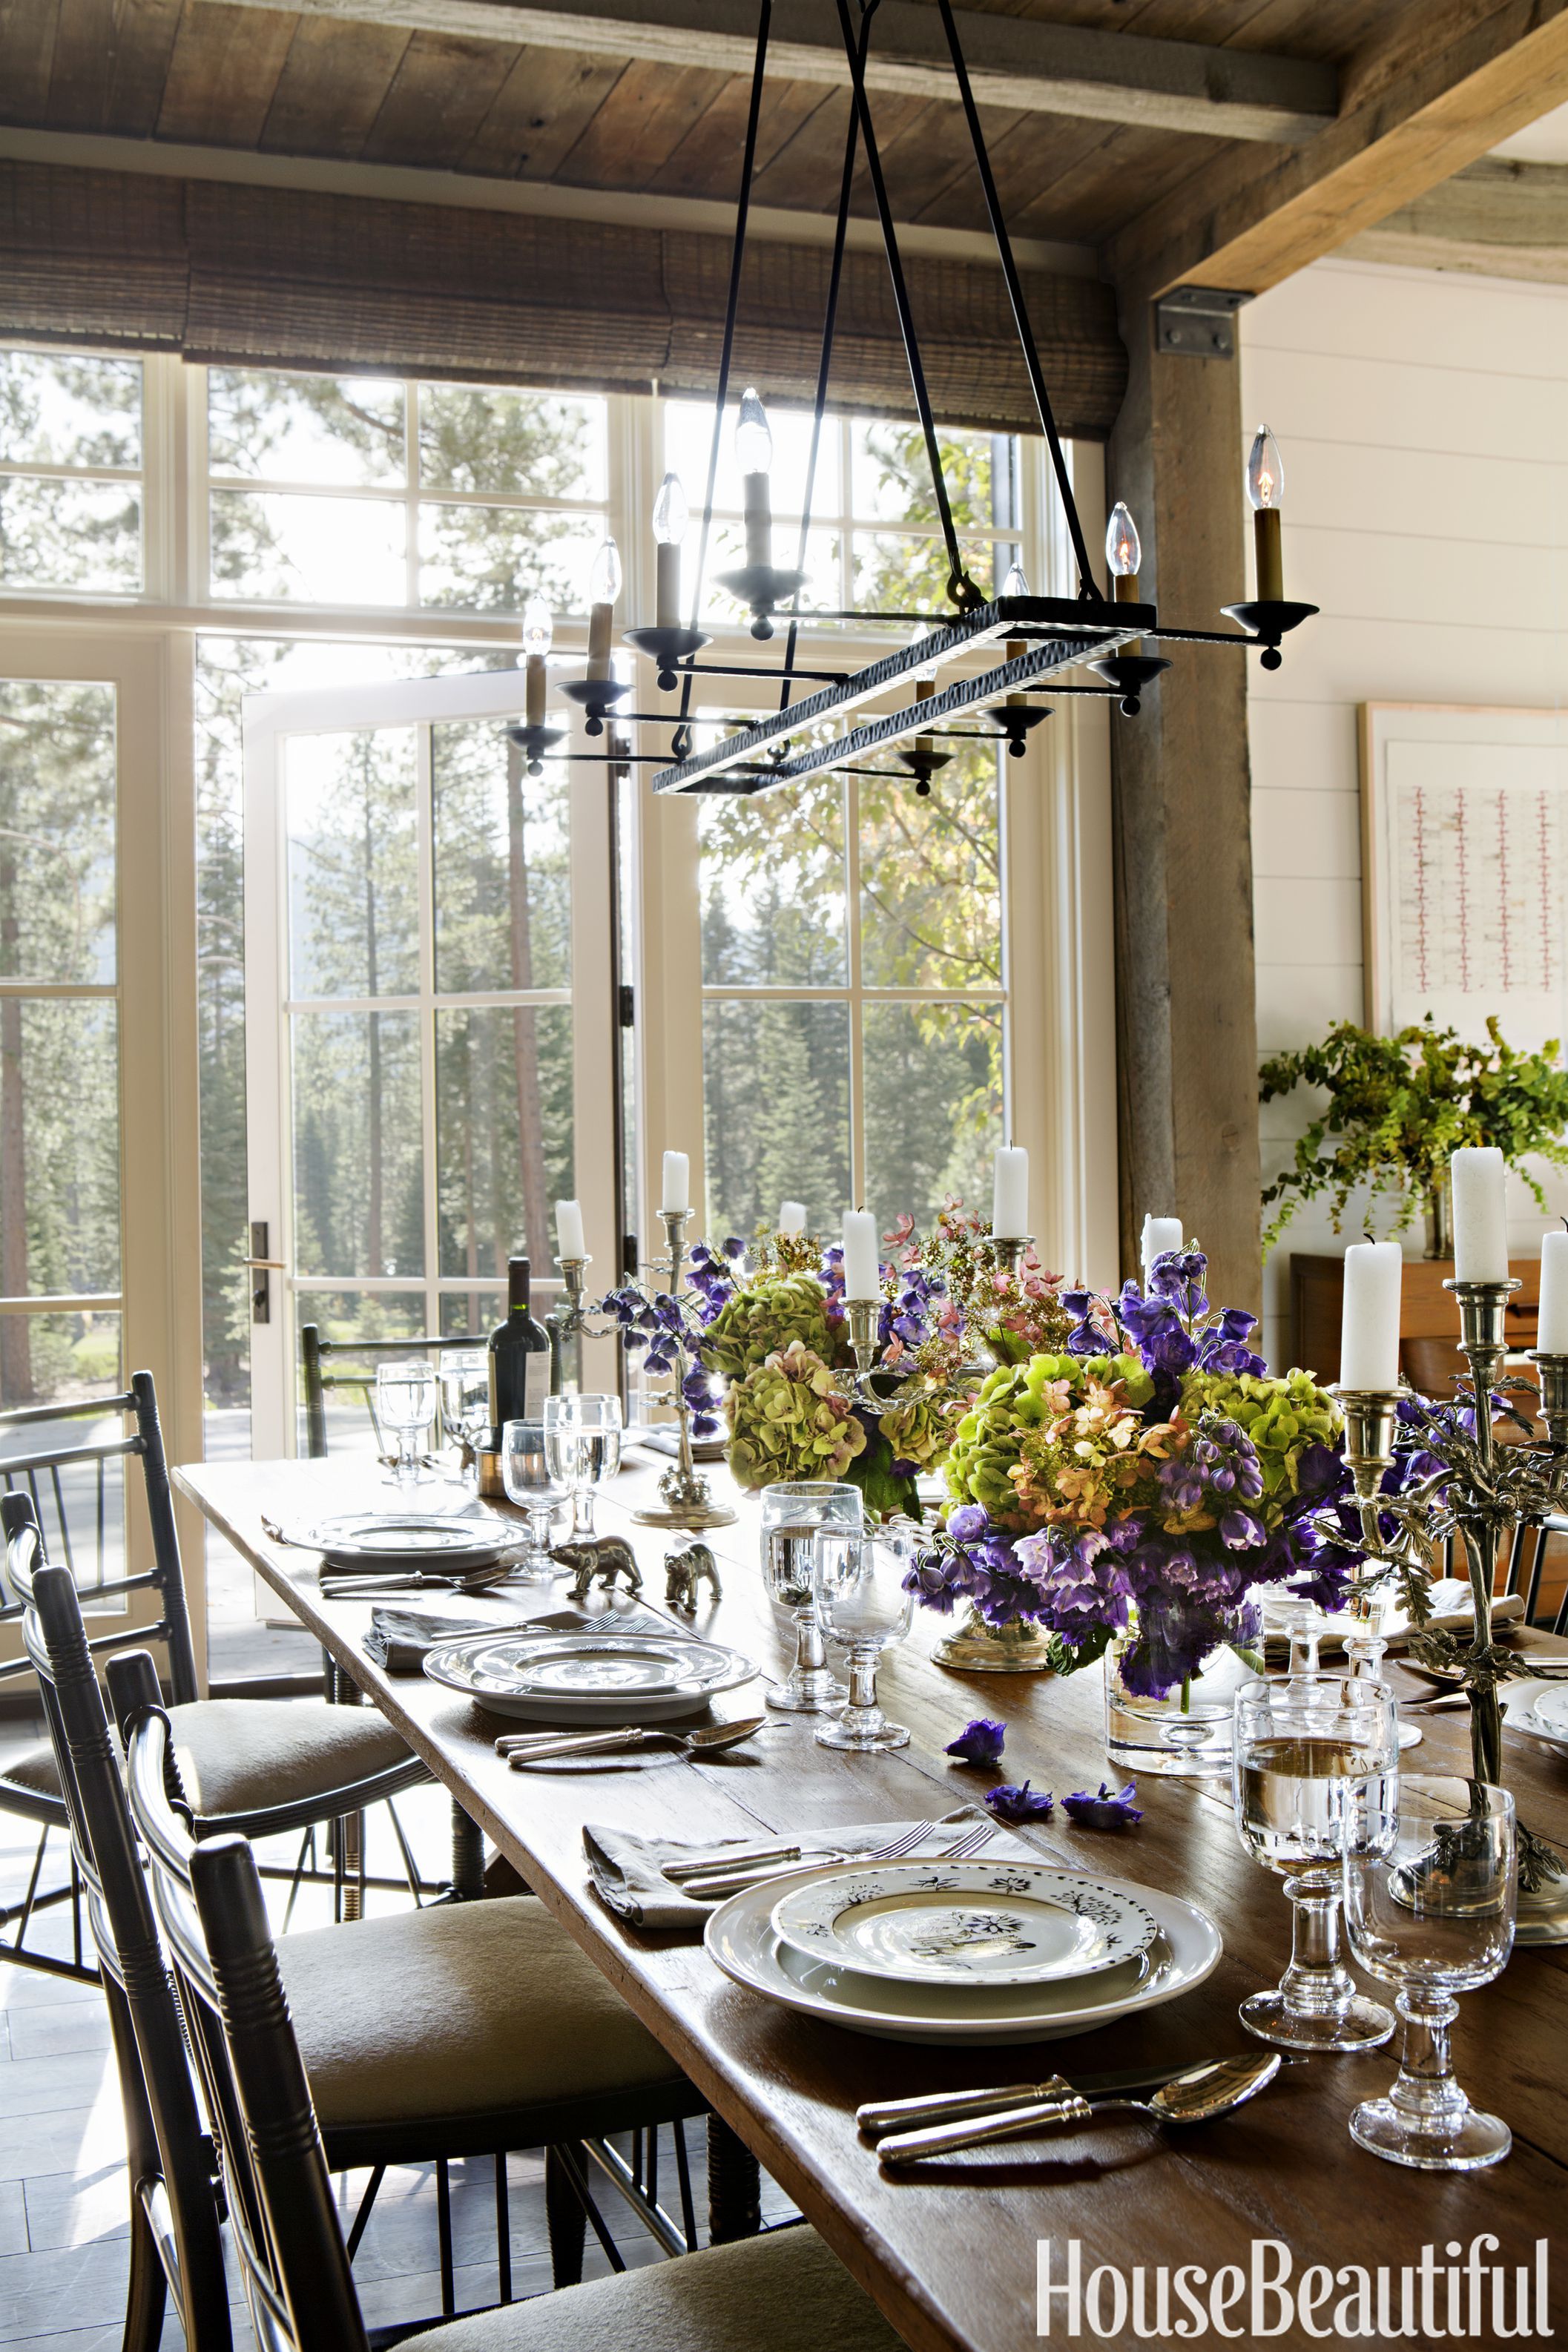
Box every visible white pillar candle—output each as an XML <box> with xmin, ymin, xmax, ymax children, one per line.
<box><xmin>660</xmin><ymin>1150</ymin><xmax>689</xmax><ymax>1216</ymax></box>
<box><xmin>555</xmin><ymin>1198</ymin><xmax>585</xmax><ymax>1262</ymax></box>
<box><xmin>1539</xmin><ymin>1231</ymin><xmax>1568</xmax><ymax>1352</ymax></box>
<box><xmin>779</xmin><ymin>1200</ymin><xmax>808</xmax><ymax>1237</ymax></box>
<box><xmin>991</xmin><ymin>1147</ymin><xmax>1029</xmax><ymax>1240</ymax></box>
<box><xmin>1451</xmin><ymin>1146</ymin><xmax>1509</xmax><ymax>1283</ymax></box>
<box><xmin>1141</xmin><ymin>1214</ymin><xmax>1184</xmax><ymax>1273</ymax></box>
<box><xmin>1340</xmin><ymin>1240</ymin><xmax>1403</xmax><ymax>1392</ymax></box>
<box><xmin>842</xmin><ymin>1210</ymin><xmax>880</xmax><ymax>1300</ymax></box>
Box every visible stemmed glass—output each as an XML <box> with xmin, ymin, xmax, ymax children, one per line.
<box><xmin>375</xmin><ymin>1360</ymin><xmax>437</xmax><ymax>1489</ymax></box>
<box><xmin>438</xmin><ymin>1351</ymin><xmax>490</xmax><ymax>1488</ymax></box>
<box><xmin>1233</xmin><ymin>1674</ymin><xmax>1400</xmax><ymax>2050</ymax></box>
<box><xmin>811</xmin><ymin>1526</ymin><xmax>916</xmax><ymax>1753</ymax></box>
<box><xmin>759</xmin><ymin>1482</ymin><xmax>860</xmax><ymax>1713</ymax></box>
<box><xmin>501</xmin><ymin>1420</ymin><xmax>570</xmax><ymax>1579</ymax></box>
<box><xmin>544</xmin><ymin>1394</ymin><xmax>623</xmax><ymax>1538</ymax></box>
<box><xmin>1343</xmin><ymin>1773</ymin><xmax>1517</xmax><ymax>2170</ymax></box>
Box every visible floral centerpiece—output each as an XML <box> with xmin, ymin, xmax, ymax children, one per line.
<box><xmin>906</xmin><ymin>1248</ymin><xmax>1348</xmax><ymax>1688</ymax></box>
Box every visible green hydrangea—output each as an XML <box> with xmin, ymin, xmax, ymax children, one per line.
<box><xmin>879</xmin><ymin>1391</ymin><xmax>958</xmax><ymax>1474</ymax></box>
<box><xmin>703</xmin><ymin>1274</ymin><xmax>840</xmax><ymax>1383</ymax></box>
<box><xmin>724</xmin><ymin>1340</ymin><xmax>867</xmax><ymax>1490</ymax></box>
<box><xmin>943</xmin><ymin>1351</ymin><xmax>1152</xmax><ymax>1529</ymax></box>
<box><xmin>1178</xmin><ymin>1365</ymin><xmax>1342</xmax><ymax>1517</ymax></box>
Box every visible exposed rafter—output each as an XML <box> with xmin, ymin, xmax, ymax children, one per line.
<box><xmin>196</xmin><ymin>0</ymin><xmax>1339</xmax><ymax>144</ymax></box>
<box><xmin>1346</xmin><ymin>156</ymin><xmax>1568</xmax><ymax>283</ymax></box>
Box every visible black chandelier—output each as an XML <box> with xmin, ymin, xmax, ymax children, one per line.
<box><xmin>507</xmin><ymin>0</ymin><xmax>1315</xmax><ymax>798</ymax></box>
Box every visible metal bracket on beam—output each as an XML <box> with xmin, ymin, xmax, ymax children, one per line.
<box><xmin>1154</xmin><ymin>286</ymin><xmax>1252</xmax><ymax>360</ymax></box>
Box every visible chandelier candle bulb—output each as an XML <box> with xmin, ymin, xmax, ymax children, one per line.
<box><xmin>1105</xmin><ymin>502</ymin><xmax>1142</xmax><ymax>601</ymax></box>
<box><xmin>586</xmin><ymin>538</ymin><xmax>622</xmax><ymax>682</ymax></box>
<box><xmin>842</xmin><ymin>1210</ymin><xmax>880</xmax><ymax>1302</ymax></box>
<box><xmin>1246</xmin><ymin>425</ymin><xmax>1285</xmax><ymax>602</ymax></box>
<box><xmin>992</xmin><ymin>1147</ymin><xmax>1029</xmax><ymax>1241</ymax></box>
<box><xmin>1340</xmin><ymin>1239</ymin><xmax>1403</xmax><ymax>1393</ymax></box>
<box><xmin>1452</xmin><ymin>1146</ymin><xmax>1509</xmax><ymax>1283</ymax></box>
<box><xmin>1141</xmin><ymin>1214</ymin><xmax>1183</xmax><ymax>1274</ymax></box>
<box><xmin>1539</xmin><ymin>1231</ymin><xmax>1568</xmax><ymax>1353</ymax></box>
<box><xmin>779</xmin><ymin>1200</ymin><xmax>808</xmax><ymax>1238</ymax></box>
<box><xmin>660</xmin><ymin>1150</ymin><xmax>689</xmax><ymax>1217</ymax></box>
<box><xmin>521</xmin><ymin>597</ymin><xmax>552</xmax><ymax>726</ymax></box>
<box><xmin>651</xmin><ymin>472</ymin><xmax>687</xmax><ymax>630</ymax></box>
<box><xmin>736</xmin><ymin>387</ymin><xmax>774</xmax><ymax>569</ymax></box>
<box><xmin>555</xmin><ymin>1199</ymin><xmax>586</xmax><ymax>1264</ymax></box>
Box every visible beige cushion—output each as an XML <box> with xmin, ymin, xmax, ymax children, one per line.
<box><xmin>278</xmin><ymin>1894</ymin><xmax>685</xmax><ymax>2130</ymax></box>
<box><xmin>399</xmin><ymin>2227</ymin><xmax>909</xmax><ymax>2352</ymax></box>
<box><xmin>1</xmin><ymin>1698</ymin><xmax>413</xmax><ymax>1821</ymax></box>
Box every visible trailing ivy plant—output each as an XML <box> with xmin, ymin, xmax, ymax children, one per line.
<box><xmin>1258</xmin><ymin>1017</ymin><xmax>1568</xmax><ymax>1251</ymax></box>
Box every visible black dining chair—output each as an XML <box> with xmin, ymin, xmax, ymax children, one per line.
<box><xmin>159</xmin><ymin>1808</ymin><xmax>909</xmax><ymax>2352</ymax></box>
<box><xmin>300</xmin><ymin>1322</ymin><xmax>487</xmax><ymax>1463</ymax></box>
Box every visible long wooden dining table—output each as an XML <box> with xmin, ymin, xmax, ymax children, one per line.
<box><xmin>174</xmin><ymin>1449</ymin><xmax>1568</xmax><ymax>2352</ymax></box>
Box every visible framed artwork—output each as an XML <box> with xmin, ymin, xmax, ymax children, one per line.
<box><xmin>1360</xmin><ymin>703</ymin><xmax>1568</xmax><ymax>1049</ymax></box>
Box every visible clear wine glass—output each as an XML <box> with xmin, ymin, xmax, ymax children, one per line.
<box><xmin>375</xmin><ymin>1360</ymin><xmax>437</xmax><ymax>1489</ymax></box>
<box><xmin>544</xmin><ymin>1393</ymin><xmax>622</xmax><ymax>1538</ymax></box>
<box><xmin>1343</xmin><ymin>1773</ymin><xmax>1517</xmax><ymax>2171</ymax></box>
<box><xmin>758</xmin><ymin>1482</ymin><xmax>860</xmax><ymax>1713</ymax></box>
<box><xmin>1232</xmin><ymin>1673</ymin><xmax>1400</xmax><ymax>2052</ymax></box>
<box><xmin>438</xmin><ymin>1350</ymin><xmax>490</xmax><ymax>1489</ymax></box>
<box><xmin>501</xmin><ymin>1420</ymin><xmax>570</xmax><ymax>1579</ymax></box>
<box><xmin>811</xmin><ymin>1526</ymin><xmax>916</xmax><ymax>1753</ymax></box>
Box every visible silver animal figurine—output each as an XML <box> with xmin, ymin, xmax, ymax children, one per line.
<box><xmin>665</xmin><ymin>1542</ymin><xmax>722</xmax><ymax>1613</ymax></box>
<box><xmin>554</xmin><ymin>1535</ymin><xmax>643</xmax><ymax>1606</ymax></box>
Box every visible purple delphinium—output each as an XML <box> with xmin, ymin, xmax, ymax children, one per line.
<box><xmin>1062</xmin><ymin>1781</ymin><xmax>1142</xmax><ymax>1828</ymax></box>
<box><xmin>905</xmin><ymin>1508</ymin><xmax>1055</xmax><ymax>1631</ymax></box>
<box><xmin>943</xmin><ymin>1717</ymin><xmax>1006</xmax><ymax>1767</ymax></box>
<box><xmin>984</xmin><ymin>1780</ymin><xmax>1054</xmax><ymax>1824</ymax></box>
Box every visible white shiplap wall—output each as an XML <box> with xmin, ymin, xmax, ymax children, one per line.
<box><xmin>1240</xmin><ymin>258</ymin><xmax>1568</xmax><ymax>1371</ymax></box>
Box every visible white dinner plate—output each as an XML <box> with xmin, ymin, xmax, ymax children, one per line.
<box><xmin>708</xmin><ymin>1862</ymin><xmax>1222</xmax><ymax>2044</ymax></box>
<box><xmin>769</xmin><ymin>1861</ymin><xmax>1159</xmax><ymax>1989</ymax></box>
<box><xmin>422</xmin><ymin>1629</ymin><xmax>758</xmax><ymax>1722</ymax></box>
<box><xmin>291</xmin><ymin>1512</ymin><xmax>522</xmax><ymax>1574</ymax></box>
<box><xmin>1504</xmin><ymin>1677</ymin><xmax>1568</xmax><ymax>1756</ymax></box>
<box><xmin>1521</xmin><ymin>1680</ymin><xmax>1568</xmax><ymax>1740</ymax></box>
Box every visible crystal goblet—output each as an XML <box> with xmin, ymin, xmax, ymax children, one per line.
<box><xmin>758</xmin><ymin>1481</ymin><xmax>860</xmax><ymax>1713</ymax></box>
<box><xmin>812</xmin><ymin>1526</ymin><xmax>916</xmax><ymax>1753</ymax></box>
<box><xmin>376</xmin><ymin>1360</ymin><xmax>437</xmax><ymax>1489</ymax></box>
<box><xmin>500</xmin><ymin>1420</ymin><xmax>570</xmax><ymax>1580</ymax></box>
<box><xmin>544</xmin><ymin>1393</ymin><xmax>622</xmax><ymax>1538</ymax></box>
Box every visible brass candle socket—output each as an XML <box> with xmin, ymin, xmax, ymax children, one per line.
<box><xmin>1528</xmin><ymin>1351</ymin><xmax>1568</xmax><ymax>1450</ymax></box>
<box><xmin>991</xmin><ymin>1233</ymin><xmax>1033</xmax><ymax>1282</ymax></box>
<box><xmin>846</xmin><ymin>1297</ymin><xmax>880</xmax><ymax>1379</ymax></box>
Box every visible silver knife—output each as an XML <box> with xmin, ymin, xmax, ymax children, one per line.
<box><xmin>856</xmin><ymin>2056</ymin><xmax>1288</xmax><ymax>2136</ymax></box>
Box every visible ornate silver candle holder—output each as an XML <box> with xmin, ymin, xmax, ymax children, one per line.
<box><xmin>631</xmin><ymin>1208</ymin><xmax>736</xmax><ymax>1532</ymax></box>
<box><xmin>545</xmin><ymin>1254</ymin><xmax>612</xmax><ymax>1395</ymax></box>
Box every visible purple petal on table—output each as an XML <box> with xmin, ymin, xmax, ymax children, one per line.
<box><xmin>1062</xmin><ymin>1781</ymin><xmax>1143</xmax><ymax>1828</ymax></box>
<box><xmin>984</xmin><ymin>1779</ymin><xmax>1054</xmax><ymax>1823</ymax></box>
<box><xmin>944</xmin><ymin>1717</ymin><xmax>1006</xmax><ymax>1767</ymax></box>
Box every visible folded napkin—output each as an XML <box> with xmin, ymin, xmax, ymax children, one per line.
<box><xmin>583</xmin><ymin>1806</ymin><xmax>995</xmax><ymax>1934</ymax></box>
<box><xmin>1267</xmin><ymin>1584</ymin><xmax>1526</xmax><ymax>1661</ymax></box>
<box><xmin>366</xmin><ymin>1599</ymin><xmax>679</xmax><ymax>1673</ymax></box>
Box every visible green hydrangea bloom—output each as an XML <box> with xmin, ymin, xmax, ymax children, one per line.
<box><xmin>724</xmin><ymin>1339</ymin><xmax>867</xmax><ymax>1491</ymax></box>
<box><xmin>1178</xmin><ymin>1365</ymin><xmax>1342</xmax><ymax>1519</ymax></box>
<box><xmin>703</xmin><ymin>1274</ymin><xmax>840</xmax><ymax>1383</ymax></box>
<box><xmin>879</xmin><ymin>1391</ymin><xmax>957</xmax><ymax>1473</ymax></box>
<box><xmin>943</xmin><ymin>1351</ymin><xmax>1152</xmax><ymax>1529</ymax></box>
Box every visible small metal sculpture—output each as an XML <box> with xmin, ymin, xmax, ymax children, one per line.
<box><xmin>665</xmin><ymin>1542</ymin><xmax>722</xmax><ymax>1613</ymax></box>
<box><xmin>555</xmin><ymin>1535</ymin><xmax>643</xmax><ymax>1607</ymax></box>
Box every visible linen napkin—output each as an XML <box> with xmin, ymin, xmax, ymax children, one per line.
<box><xmin>365</xmin><ymin>1598</ymin><xmax>684</xmax><ymax>1673</ymax></box>
<box><xmin>582</xmin><ymin>1805</ymin><xmax>997</xmax><ymax>1933</ymax></box>
<box><xmin>1265</xmin><ymin>1582</ymin><xmax>1526</xmax><ymax>1663</ymax></box>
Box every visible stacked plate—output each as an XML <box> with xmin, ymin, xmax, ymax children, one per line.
<box><xmin>1506</xmin><ymin>1676</ymin><xmax>1568</xmax><ymax>1757</ymax></box>
<box><xmin>706</xmin><ymin>1854</ymin><xmax>1222</xmax><ymax>2045</ymax></box>
<box><xmin>422</xmin><ymin>1627</ymin><xmax>758</xmax><ymax>1723</ymax></box>
<box><xmin>290</xmin><ymin>1512</ymin><xmax>523</xmax><ymax>1576</ymax></box>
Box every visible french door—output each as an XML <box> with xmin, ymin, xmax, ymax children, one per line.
<box><xmin>243</xmin><ymin>671</ymin><xmax>618</xmax><ymax>1457</ymax></box>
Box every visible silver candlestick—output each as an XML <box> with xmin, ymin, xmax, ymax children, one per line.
<box><xmin>546</xmin><ymin>1254</ymin><xmax>613</xmax><ymax>1394</ymax></box>
<box><xmin>990</xmin><ymin>1232</ymin><xmax>1032</xmax><ymax>1282</ymax></box>
<box><xmin>633</xmin><ymin>1208</ymin><xmax>736</xmax><ymax>1532</ymax></box>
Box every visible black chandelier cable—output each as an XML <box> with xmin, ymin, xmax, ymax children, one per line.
<box><xmin>932</xmin><ymin>0</ymin><xmax>1099</xmax><ymax>602</ymax></box>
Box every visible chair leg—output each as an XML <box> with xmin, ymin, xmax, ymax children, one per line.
<box><xmin>435</xmin><ymin>2159</ymin><xmax>455</xmax><ymax>2319</ymax></box>
<box><xmin>121</xmin><ymin>2187</ymin><xmax>168</xmax><ymax>2352</ymax></box>
<box><xmin>450</xmin><ymin>1802</ymin><xmax>486</xmax><ymax>1900</ymax></box>
<box><xmin>544</xmin><ymin>2144</ymin><xmax>588</xmax><ymax>2288</ymax></box>
<box><xmin>705</xmin><ymin>2113</ymin><xmax>761</xmax><ymax>2244</ymax></box>
<box><xmin>495</xmin><ymin>2152</ymin><xmax>513</xmax><ymax>2305</ymax></box>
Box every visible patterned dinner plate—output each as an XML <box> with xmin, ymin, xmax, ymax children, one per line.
<box><xmin>421</xmin><ymin>1629</ymin><xmax>758</xmax><ymax>1722</ymax></box>
<box><xmin>770</xmin><ymin>1862</ymin><xmax>1159</xmax><ymax>1988</ymax></box>
<box><xmin>291</xmin><ymin>1513</ymin><xmax>522</xmax><ymax>1573</ymax></box>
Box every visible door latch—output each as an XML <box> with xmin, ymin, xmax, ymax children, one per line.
<box><xmin>243</xmin><ymin>1222</ymin><xmax>285</xmax><ymax>1324</ymax></box>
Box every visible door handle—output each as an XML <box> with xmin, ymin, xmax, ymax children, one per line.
<box><xmin>246</xmin><ymin>1222</ymin><xmax>284</xmax><ymax>1324</ymax></box>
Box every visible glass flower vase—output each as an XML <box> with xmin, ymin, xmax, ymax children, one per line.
<box><xmin>1104</xmin><ymin>1633</ymin><xmax>1252</xmax><ymax>1774</ymax></box>
<box><xmin>933</xmin><ymin>1602</ymin><xmax>1058</xmax><ymax>1673</ymax></box>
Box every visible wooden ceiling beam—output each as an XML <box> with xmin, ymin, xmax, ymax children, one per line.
<box><xmin>1107</xmin><ymin>0</ymin><xmax>1568</xmax><ymax>301</ymax></box>
<box><xmin>1345</xmin><ymin>155</ymin><xmax>1568</xmax><ymax>282</ymax></box>
<box><xmin>194</xmin><ymin>0</ymin><xmax>1339</xmax><ymax>144</ymax></box>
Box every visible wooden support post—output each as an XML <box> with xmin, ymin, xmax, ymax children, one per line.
<box><xmin>1107</xmin><ymin>307</ymin><xmax>1262</xmax><ymax>1313</ymax></box>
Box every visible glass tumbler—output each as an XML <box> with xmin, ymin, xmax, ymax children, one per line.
<box><xmin>1343</xmin><ymin>1774</ymin><xmax>1517</xmax><ymax>2171</ymax></box>
<box><xmin>439</xmin><ymin>1350</ymin><xmax>490</xmax><ymax>1486</ymax></box>
<box><xmin>758</xmin><ymin>1482</ymin><xmax>860</xmax><ymax>1713</ymax></box>
<box><xmin>544</xmin><ymin>1394</ymin><xmax>622</xmax><ymax>1538</ymax></box>
<box><xmin>501</xmin><ymin>1420</ymin><xmax>570</xmax><ymax>1579</ymax></box>
<box><xmin>376</xmin><ymin>1360</ymin><xmax>437</xmax><ymax>1489</ymax></box>
<box><xmin>812</xmin><ymin>1526</ymin><xmax>916</xmax><ymax>1753</ymax></box>
<box><xmin>1232</xmin><ymin>1673</ymin><xmax>1400</xmax><ymax>2052</ymax></box>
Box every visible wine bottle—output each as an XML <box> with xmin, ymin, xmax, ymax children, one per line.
<box><xmin>487</xmin><ymin>1256</ymin><xmax>550</xmax><ymax>1438</ymax></box>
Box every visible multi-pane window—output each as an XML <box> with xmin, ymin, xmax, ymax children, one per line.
<box><xmin>207</xmin><ymin>370</ymin><xmax>610</xmax><ymax>612</ymax></box>
<box><xmin>0</xmin><ymin>351</ymin><xmax>143</xmax><ymax>593</ymax></box>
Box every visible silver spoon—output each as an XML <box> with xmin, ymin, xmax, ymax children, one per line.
<box><xmin>875</xmin><ymin>2052</ymin><xmax>1282</xmax><ymax>2164</ymax></box>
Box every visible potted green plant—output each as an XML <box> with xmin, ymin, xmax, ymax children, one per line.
<box><xmin>1259</xmin><ymin>1017</ymin><xmax>1568</xmax><ymax>1256</ymax></box>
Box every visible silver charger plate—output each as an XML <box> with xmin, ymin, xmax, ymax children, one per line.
<box><xmin>422</xmin><ymin>1629</ymin><xmax>759</xmax><ymax>1722</ymax></box>
<box><xmin>707</xmin><ymin>1862</ymin><xmax>1222</xmax><ymax>2044</ymax></box>
<box><xmin>768</xmin><ymin>1860</ymin><xmax>1159</xmax><ymax>1989</ymax></box>
<box><xmin>291</xmin><ymin>1512</ymin><xmax>522</xmax><ymax>1573</ymax></box>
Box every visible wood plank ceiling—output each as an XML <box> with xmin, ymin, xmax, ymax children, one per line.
<box><xmin>0</xmin><ymin>0</ymin><xmax>1402</xmax><ymax>249</ymax></box>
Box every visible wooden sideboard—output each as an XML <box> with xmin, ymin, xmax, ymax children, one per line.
<box><xmin>1290</xmin><ymin>1253</ymin><xmax>1541</xmax><ymax>1389</ymax></box>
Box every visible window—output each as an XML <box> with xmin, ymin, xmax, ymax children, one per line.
<box><xmin>0</xmin><ymin>350</ymin><xmax>143</xmax><ymax>593</ymax></box>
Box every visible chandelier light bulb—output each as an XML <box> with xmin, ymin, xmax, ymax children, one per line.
<box><xmin>735</xmin><ymin>386</ymin><xmax>774</xmax><ymax>476</ymax></box>
<box><xmin>589</xmin><ymin>537</ymin><xmax>622</xmax><ymax>607</ymax></box>
<box><xmin>1246</xmin><ymin>425</ymin><xmax>1283</xmax><ymax>512</ymax></box>
<box><xmin>1105</xmin><ymin>503</ymin><xmax>1141</xmax><ymax>578</ymax></box>
<box><xmin>521</xmin><ymin>599</ymin><xmax>553</xmax><ymax>660</ymax></box>
<box><xmin>1002</xmin><ymin>559</ymin><xmax>1030</xmax><ymax>598</ymax></box>
<box><xmin>652</xmin><ymin>472</ymin><xmax>688</xmax><ymax>546</ymax></box>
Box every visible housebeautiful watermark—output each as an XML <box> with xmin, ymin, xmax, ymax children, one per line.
<box><xmin>1037</xmin><ymin>2236</ymin><xmax>1555</xmax><ymax>2339</ymax></box>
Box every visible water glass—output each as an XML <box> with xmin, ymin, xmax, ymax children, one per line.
<box><xmin>438</xmin><ymin>1350</ymin><xmax>490</xmax><ymax>1486</ymax></box>
<box><xmin>811</xmin><ymin>1526</ymin><xmax>916</xmax><ymax>1753</ymax></box>
<box><xmin>1343</xmin><ymin>1773</ymin><xmax>1516</xmax><ymax>2171</ymax></box>
<box><xmin>501</xmin><ymin>1420</ymin><xmax>570</xmax><ymax>1578</ymax></box>
<box><xmin>1232</xmin><ymin>1674</ymin><xmax>1400</xmax><ymax>2052</ymax></box>
<box><xmin>376</xmin><ymin>1360</ymin><xmax>437</xmax><ymax>1489</ymax></box>
<box><xmin>758</xmin><ymin>1482</ymin><xmax>860</xmax><ymax>1713</ymax></box>
<box><xmin>544</xmin><ymin>1393</ymin><xmax>623</xmax><ymax>1538</ymax></box>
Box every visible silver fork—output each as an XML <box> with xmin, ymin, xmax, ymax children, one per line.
<box><xmin>679</xmin><ymin>1816</ymin><xmax>992</xmax><ymax>1900</ymax></box>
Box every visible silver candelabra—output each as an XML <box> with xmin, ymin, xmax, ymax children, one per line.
<box><xmin>631</xmin><ymin>1208</ymin><xmax>736</xmax><ymax>1532</ymax></box>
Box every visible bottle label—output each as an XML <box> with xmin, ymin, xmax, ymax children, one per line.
<box><xmin>524</xmin><ymin>1351</ymin><xmax>550</xmax><ymax>1417</ymax></box>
